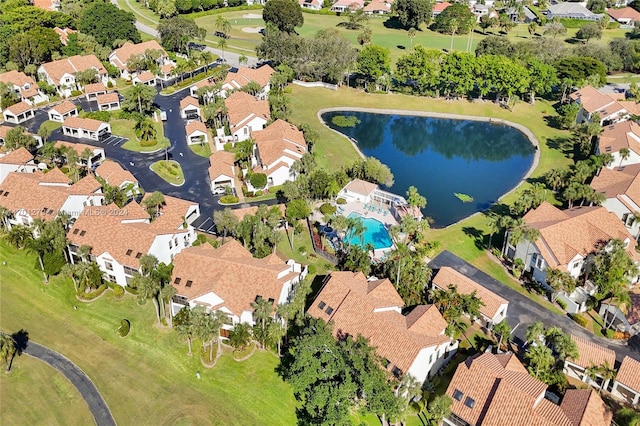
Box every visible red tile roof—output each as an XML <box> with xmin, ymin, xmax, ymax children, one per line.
<box><xmin>607</xmin><ymin>6</ymin><xmax>640</xmax><ymax>21</ymax></box>
<box><xmin>95</xmin><ymin>160</ymin><xmax>137</xmax><ymax>188</ymax></box>
<box><xmin>616</xmin><ymin>356</ymin><xmax>640</xmax><ymax>392</ymax></box>
<box><xmin>63</xmin><ymin>116</ymin><xmax>108</xmax><ymax>132</ymax></box>
<box><xmin>40</xmin><ymin>55</ymin><xmax>106</xmax><ymax>85</ymax></box>
<box><xmin>224</xmin><ymin>91</ymin><xmax>270</xmax><ymax>133</ymax></box>
<box><xmin>0</xmin><ymin>147</ymin><xmax>34</xmax><ymax>165</ymax></box>
<box><xmin>110</xmin><ymin>41</ymin><xmax>167</xmax><ymax>71</ymax></box>
<box><xmin>49</xmin><ymin>101</ymin><xmax>77</xmax><ymax>115</ymax></box>
<box><xmin>96</xmin><ymin>93</ymin><xmax>119</xmax><ymax>105</ymax></box>
<box><xmin>4</xmin><ymin>101</ymin><xmax>33</xmax><ymax>115</ymax></box>
<box><xmin>222</xmin><ymin>64</ymin><xmax>274</xmax><ymax>90</ymax></box>
<box><xmin>598</xmin><ymin>120</ymin><xmax>640</xmax><ymax>157</ymax></box>
<box><xmin>561</xmin><ymin>389</ymin><xmax>612</xmax><ymax>426</ymax></box>
<box><xmin>566</xmin><ymin>334</ymin><xmax>615</xmax><ymax>369</ymax></box>
<box><xmin>252</xmin><ymin>119</ymin><xmax>307</xmax><ymax>167</ymax></box>
<box><xmin>84</xmin><ymin>82</ymin><xmax>107</xmax><ymax>94</ymax></box>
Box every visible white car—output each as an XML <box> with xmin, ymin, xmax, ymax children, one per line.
<box><xmin>212</xmin><ymin>187</ymin><xmax>226</xmax><ymax>195</ymax></box>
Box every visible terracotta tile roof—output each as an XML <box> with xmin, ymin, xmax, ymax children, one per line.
<box><xmin>178</xmin><ymin>97</ymin><xmax>199</xmax><ymax>111</ymax></box>
<box><xmin>433</xmin><ymin>1</ymin><xmax>451</xmax><ymax>12</ymax></box>
<box><xmin>31</xmin><ymin>0</ymin><xmax>58</xmax><ymax>11</ymax></box>
<box><xmin>222</xmin><ymin>64</ymin><xmax>274</xmax><ymax>90</ymax></box>
<box><xmin>253</xmin><ymin>119</ymin><xmax>307</xmax><ymax>167</ymax></box>
<box><xmin>607</xmin><ymin>6</ymin><xmax>640</xmax><ymax>21</ymax></box>
<box><xmin>49</xmin><ymin>101</ymin><xmax>77</xmax><ymax>115</ymax></box>
<box><xmin>95</xmin><ymin>160</ymin><xmax>137</xmax><ymax>188</ymax></box>
<box><xmin>20</xmin><ymin>85</ymin><xmax>39</xmax><ymax>99</ymax></box>
<box><xmin>343</xmin><ymin>178</ymin><xmax>378</xmax><ymax>197</ymax></box>
<box><xmin>363</xmin><ymin>0</ymin><xmax>391</xmax><ymax>12</ymax></box>
<box><xmin>616</xmin><ymin>356</ymin><xmax>640</xmax><ymax>392</ymax></box>
<box><xmin>4</xmin><ymin>101</ymin><xmax>33</xmax><ymax>115</ymax></box>
<box><xmin>566</xmin><ymin>334</ymin><xmax>615</xmax><ymax>369</ymax></box>
<box><xmin>446</xmin><ymin>352</ymin><xmax>573</xmax><ymax>426</ymax></box>
<box><xmin>0</xmin><ymin>125</ymin><xmax>10</xmax><ymax>140</ymax></box>
<box><xmin>208</xmin><ymin>151</ymin><xmax>236</xmax><ymax>182</ymax></box>
<box><xmin>135</xmin><ymin>71</ymin><xmax>155</xmax><ymax>83</ymax></box>
<box><xmin>40</xmin><ymin>55</ymin><xmax>106</xmax><ymax>85</ymax></box>
<box><xmin>63</xmin><ymin>116</ymin><xmax>107</xmax><ymax>132</ymax></box>
<box><xmin>299</xmin><ymin>0</ymin><xmax>322</xmax><ymax>7</ymax></box>
<box><xmin>110</xmin><ymin>41</ymin><xmax>167</xmax><ymax>71</ymax></box>
<box><xmin>54</xmin><ymin>27</ymin><xmax>76</xmax><ymax>45</ymax></box>
<box><xmin>0</xmin><ymin>147</ymin><xmax>34</xmax><ymax>165</ymax></box>
<box><xmin>432</xmin><ymin>267</ymin><xmax>508</xmax><ymax>320</ymax></box>
<box><xmin>0</xmin><ymin>70</ymin><xmax>35</xmax><ymax>89</ymax></box>
<box><xmin>590</xmin><ymin>164</ymin><xmax>640</xmax><ymax>210</ymax></box>
<box><xmin>54</xmin><ymin>141</ymin><xmax>103</xmax><ymax>157</ymax></box>
<box><xmin>0</xmin><ymin>169</ymin><xmax>100</xmax><ymax>222</ymax></box>
<box><xmin>171</xmin><ymin>240</ymin><xmax>301</xmax><ymax>316</ymax></box>
<box><xmin>618</xmin><ymin>100</ymin><xmax>640</xmax><ymax>116</ymax></box>
<box><xmin>96</xmin><ymin>93</ymin><xmax>119</xmax><ymax>105</ymax></box>
<box><xmin>224</xmin><ymin>91</ymin><xmax>270</xmax><ymax>132</ymax></box>
<box><xmin>308</xmin><ymin>271</ymin><xmax>450</xmax><ymax>375</ymax></box>
<box><xmin>185</xmin><ymin>121</ymin><xmax>208</xmax><ymax>136</ymax></box>
<box><xmin>598</xmin><ymin>120</ymin><xmax>640</xmax><ymax>157</ymax></box>
<box><xmin>561</xmin><ymin>389</ymin><xmax>612</xmax><ymax>426</ymax></box>
<box><xmin>140</xmin><ymin>193</ymin><xmax>198</xmax><ymax>233</ymax></box>
<box><xmin>569</xmin><ymin>86</ymin><xmax>623</xmax><ymax>116</ymax></box>
<box><xmin>522</xmin><ymin>202</ymin><xmax>640</xmax><ymax>271</ymax></box>
<box><xmin>84</xmin><ymin>82</ymin><xmax>107</xmax><ymax>94</ymax></box>
<box><xmin>160</xmin><ymin>63</ymin><xmax>175</xmax><ymax>74</ymax></box>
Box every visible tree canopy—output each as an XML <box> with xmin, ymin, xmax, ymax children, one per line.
<box><xmin>158</xmin><ymin>16</ymin><xmax>206</xmax><ymax>54</ymax></box>
<box><xmin>78</xmin><ymin>2</ymin><xmax>141</xmax><ymax>47</ymax></box>
<box><xmin>262</xmin><ymin>0</ymin><xmax>303</xmax><ymax>33</ymax></box>
<box><xmin>392</xmin><ymin>0</ymin><xmax>433</xmax><ymax>29</ymax></box>
<box><xmin>432</xmin><ymin>3</ymin><xmax>476</xmax><ymax>35</ymax></box>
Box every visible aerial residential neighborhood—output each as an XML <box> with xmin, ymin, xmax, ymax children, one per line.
<box><xmin>1</xmin><ymin>0</ymin><xmax>640</xmax><ymax>424</ymax></box>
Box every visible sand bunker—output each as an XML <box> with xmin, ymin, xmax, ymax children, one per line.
<box><xmin>242</xmin><ymin>27</ymin><xmax>263</xmax><ymax>33</ymax></box>
<box><xmin>242</xmin><ymin>13</ymin><xmax>263</xmax><ymax>19</ymax></box>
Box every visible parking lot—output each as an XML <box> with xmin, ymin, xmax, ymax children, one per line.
<box><xmin>100</xmin><ymin>135</ymin><xmax>128</xmax><ymax>147</ymax></box>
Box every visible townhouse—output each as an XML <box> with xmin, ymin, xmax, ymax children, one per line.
<box><xmin>431</xmin><ymin>266</ymin><xmax>509</xmax><ymax>328</ymax></box>
<box><xmin>217</xmin><ymin>64</ymin><xmax>274</xmax><ymax>99</ymax></box>
<box><xmin>169</xmin><ymin>240</ymin><xmax>307</xmax><ymax>334</ymax></box>
<box><xmin>109</xmin><ymin>40</ymin><xmax>173</xmax><ymax>81</ymax></box>
<box><xmin>96</xmin><ymin>93</ymin><xmax>121</xmax><ymax>111</ymax></box>
<box><xmin>54</xmin><ymin>141</ymin><xmax>106</xmax><ymax>169</ymax></box>
<box><xmin>0</xmin><ymin>125</ymin><xmax>43</xmax><ymax>149</ymax></box>
<box><xmin>611</xmin><ymin>356</ymin><xmax>640</xmax><ymax>407</ymax></box>
<box><xmin>0</xmin><ymin>70</ymin><xmax>49</xmax><ymax>107</ymax></box>
<box><xmin>38</xmin><ymin>55</ymin><xmax>109</xmax><ymax>97</ymax></box>
<box><xmin>308</xmin><ymin>271</ymin><xmax>458</xmax><ymax>384</ymax></box>
<box><xmin>216</xmin><ymin>91</ymin><xmax>269</xmax><ymax>145</ymax></box>
<box><xmin>569</xmin><ymin>86</ymin><xmax>629</xmax><ymax>125</ymax></box>
<box><xmin>597</xmin><ymin>120</ymin><xmax>640</xmax><ymax>168</ymax></box>
<box><xmin>2</xmin><ymin>101</ymin><xmax>35</xmax><ymax>124</ymax></box>
<box><xmin>563</xmin><ymin>334</ymin><xmax>616</xmax><ymax>391</ymax></box>
<box><xmin>208</xmin><ymin>150</ymin><xmax>238</xmax><ymax>194</ymax></box>
<box><xmin>179</xmin><ymin>97</ymin><xmax>201</xmax><ymax>119</ymax></box>
<box><xmin>444</xmin><ymin>352</ymin><xmax>612</xmax><ymax>426</ymax></box>
<box><xmin>0</xmin><ymin>147</ymin><xmax>38</xmax><ymax>185</ymax></box>
<box><xmin>94</xmin><ymin>160</ymin><xmax>140</xmax><ymax>197</ymax></box>
<box><xmin>62</xmin><ymin>116</ymin><xmax>112</xmax><ymax>141</ymax></box>
<box><xmin>47</xmin><ymin>101</ymin><xmax>78</xmax><ymax>122</ymax></box>
<box><xmin>185</xmin><ymin>121</ymin><xmax>209</xmax><ymax>145</ymax></box>
<box><xmin>67</xmin><ymin>195</ymin><xmax>200</xmax><ymax>287</ymax></box>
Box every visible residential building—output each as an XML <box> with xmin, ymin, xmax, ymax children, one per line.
<box><xmin>94</xmin><ymin>160</ymin><xmax>140</xmax><ymax>197</ymax></box>
<box><xmin>337</xmin><ymin>178</ymin><xmax>421</xmax><ymax>219</ymax></box>
<box><xmin>31</xmin><ymin>0</ymin><xmax>60</xmax><ymax>11</ymax></box>
<box><xmin>96</xmin><ymin>93</ymin><xmax>121</xmax><ymax>111</ymax></box>
<box><xmin>249</xmin><ymin>119</ymin><xmax>308</xmax><ymax>190</ymax></box>
<box><xmin>216</xmin><ymin>91</ymin><xmax>269</xmax><ymax>145</ymax></box>
<box><xmin>38</xmin><ymin>55</ymin><xmax>109</xmax><ymax>97</ymax></box>
<box><xmin>185</xmin><ymin>121</ymin><xmax>209</xmax><ymax>145</ymax></box>
<box><xmin>431</xmin><ymin>267</ymin><xmax>508</xmax><ymax>328</ymax></box>
<box><xmin>0</xmin><ymin>169</ymin><xmax>103</xmax><ymax>229</ymax></box>
<box><xmin>597</xmin><ymin>121</ymin><xmax>640</xmax><ymax>168</ymax></box>
<box><xmin>0</xmin><ymin>70</ymin><xmax>49</xmax><ymax>106</ymax></box>
<box><xmin>444</xmin><ymin>352</ymin><xmax>612</xmax><ymax>426</ymax></box>
<box><xmin>84</xmin><ymin>82</ymin><xmax>107</xmax><ymax>101</ymax></box>
<box><xmin>54</xmin><ymin>27</ymin><xmax>76</xmax><ymax>46</ymax></box>
<box><xmin>599</xmin><ymin>293</ymin><xmax>640</xmax><ymax>336</ymax></box>
<box><xmin>330</xmin><ymin>0</ymin><xmax>364</xmax><ymax>12</ymax></box>
<box><xmin>208</xmin><ymin>151</ymin><xmax>237</xmax><ymax>193</ymax></box>
<box><xmin>109</xmin><ymin>40</ymin><xmax>173</xmax><ymax>80</ymax></box>
<box><xmin>432</xmin><ymin>2</ymin><xmax>451</xmax><ymax>17</ymax></box>
<box><xmin>0</xmin><ymin>125</ymin><xmax>43</xmax><ymax>149</ymax></box>
<box><xmin>54</xmin><ymin>141</ymin><xmax>106</xmax><ymax>169</ymax></box>
<box><xmin>504</xmin><ymin>202</ymin><xmax>640</xmax><ymax>312</ymax></box>
<box><xmin>569</xmin><ymin>86</ymin><xmax>629</xmax><ymax>125</ymax></box>
<box><xmin>563</xmin><ymin>334</ymin><xmax>616</xmax><ymax>391</ymax></box>
<box><xmin>47</xmin><ymin>101</ymin><xmax>78</xmax><ymax>122</ymax></box>
<box><xmin>607</xmin><ymin>6</ymin><xmax>640</xmax><ymax>25</ymax></box>
<box><xmin>611</xmin><ymin>356</ymin><xmax>640</xmax><ymax>406</ymax></box>
<box><xmin>218</xmin><ymin>65</ymin><xmax>275</xmax><ymax>99</ymax></box>
<box><xmin>179</xmin><ymin>97</ymin><xmax>201</xmax><ymax>119</ymax></box>
<box><xmin>132</xmin><ymin>71</ymin><xmax>156</xmax><ymax>86</ymax></box>
<box><xmin>67</xmin><ymin>195</ymin><xmax>200</xmax><ymax>286</ymax></box>
<box><xmin>299</xmin><ymin>0</ymin><xmax>322</xmax><ymax>10</ymax></box>
<box><xmin>0</xmin><ymin>147</ymin><xmax>38</xmax><ymax>185</ymax></box>
<box><xmin>169</xmin><ymin>240</ymin><xmax>308</xmax><ymax>333</ymax></box>
<box><xmin>590</xmin><ymin>164</ymin><xmax>640</xmax><ymax>240</ymax></box>
<box><xmin>61</xmin><ymin>116</ymin><xmax>112</xmax><ymax>141</ymax></box>
<box><xmin>308</xmin><ymin>271</ymin><xmax>458</xmax><ymax>384</ymax></box>
<box><xmin>546</xmin><ymin>2</ymin><xmax>603</xmax><ymax>20</ymax></box>
<box><xmin>363</xmin><ymin>0</ymin><xmax>392</xmax><ymax>14</ymax></box>
<box><xmin>2</xmin><ymin>101</ymin><xmax>35</xmax><ymax>124</ymax></box>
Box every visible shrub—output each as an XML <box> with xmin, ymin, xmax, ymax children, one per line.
<box><xmin>254</xmin><ymin>190</ymin><xmax>263</xmax><ymax>196</ymax></box>
<box><xmin>117</xmin><ymin>319</ymin><xmax>131</xmax><ymax>337</ymax></box>
<box><xmin>307</xmin><ymin>264</ymin><xmax>317</xmax><ymax>275</ymax></box>
<box><xmin>84</xmin><ymin>111</ymin><xmax>111</xmax><ymax>122</ymax></box>
<box><xmin>319</xmin><ymin>203</ymin><xmax>337</xmax><ymax>215</ymax></box>
<box><xmin>249</xmin><ymin>173</ymin><xmax>267</xmax><ymax>189</ymax></box>
<box><xmin>113</xmin><ymin>285</ymin><xmax>124</xmax><ymax>298</ymax></box>
<box><xmin>78</xmin><ymin>284</ymin><xmax>107</xmax><ymax>301</ymax></box>
<box><xmin>220</xmin><ymin>195</ymin><xmax>239</xmax><ymax>204</ymax></box>
<box><xmin>223</xmin><ymin>142</ymin><xmax>233</xmax><ymax>151</ymax></box>
<box><xmin>140</xmin><ymin>139</ymin><xmax>158</xmax><ymax>147</ymax></box>
<box><xmin>298</xmin><ymin>246</ymin><xmax>307</xmax><ymax>254</ymax></box>
<box><xmin>336</xmin><ymin>197</ymin><xmax>347</xmax><ymax>205</ymax></box>
<box><xmin>556</xmin><ymin>298</ymin><xmax>567</xmax><ymax>310</ymax></box>
<box><xmin>604</xmin><ymin>328</ymin><xmax>615</xmax><ymax>339</ymax></box>
<box><xmin>70</xmin><ymin>90</ymin><xmax>82</xmax><ymax>97</ymax></box>
<box><xmin>331</xmin><ymin>115</ymin><xmax>361</xmax><ymax>128</ymax></box>
<box><xmin>571</xmin><ymin>313</ymin><xmax>589</xmax><ymax>328</ymax></box>
<box><xmin>606</xmin><ymin>21</ymin><xmax>620</xmax><ymax>29</ymax></box>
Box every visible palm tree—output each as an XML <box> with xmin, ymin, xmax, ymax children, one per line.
<box><xmin>449</xmin><ymin>18</ymin><xmax>459</xmax><ymax>51</ymax></box>
<box><xmin>396</xmin><ymin>374</ymin><xmax>422</xmax><ymax>425</ymax></box>
<box><xmin>135</xmin><ymin>274</ymin><xmax>163</xmax><ymax>325</ymax></box>
<box><xmin>525</xmin><ymin>344</ymin><xmax>555</xmax><ymax>379</ymax></box>
<box><xmin>546</xmin><ymin>268</ymin><xmax>576</xmax><ymax>302</ymax></box>
<box><xmin>545</xmin><ymin>167</ymin><xmax>568</xmax><ymax>191</ymax></box>
<box><xmin>61</xmin><ymin>263</ymin><xmax>80</xmax><ymax>293</ymax></box>
<box><xmin>485</xmin><ymin>213</ymin><xmax>501</xmax><ymax>250</ymax></box>
<box><xmin>0</xmin><ymin>333</ymin><xmax>17</xmax><ymax>372</ymax></box>
<box><xmin>408</xmin><ymin>28</ymin><xmax>416</xmax><ymax>46</ymax></box>
<box><xmin>173</xmin><ymin>307</ymin><xmax>194</xmax><ymax>355</ymax></box>
<box><xmin>207</xmin><ymin>311</ymin><xmax>228</xmax><ymax>362</ymax></box>
<box><xmin>127</xmin><ymin>83</ymin><xmax>150</xmax><ymax>114</ymax></box>
<box><xmin>7</xmin><ymin>225</ymin><xmax>31</xmax><ymax>249</ymax></box>
<box><xmin>0</xmin><ymin>206</ymin><xmax>12</xmax><ymax>232</ymax></box>
<box><xmin>425</xmin><ymin>395</ymin><xmax>453</xmax><ymax>426</ymax></box>
<box><xmin>522</xmin><ymin>226</ymin><xmax>541</xmax><ymax>272</ymax></box>
<box><xmin>345</xmin><ymin>216</ymin><xmax>365</xmax><ymax>246</ymax></box>
<box><xmin>135</xmin><ymin>117</ymin><xmax>157</xmax><ymax>142</ymax></box>
<box><xmin>526</xmin><ymin>321</ymin><xmax>545</xmax><ymax>346</ymax></box>
<box><xmin>143</xmin><ymin>191</ymin><xmax>165</xmax><ymax>218</ymax></box>
<box><xmin>493</xmin><ymin>319</ymin><xmax>512</xmax><ymax>351</ymax></box>
<box><xmin>238</xmin><ymin>54</ymin><xmax>248</xmax><ymax>66</ymax></box>
<box><xmin>217</xmin><ymin>38</ymin><xmax>227</xmax><ymax>62</ymax></box>
<box><xmin>619</xmin><ymin>147</ymin><xmax>631</xmax><ymax>168</ymax></box>
<box><xmin>266</xmin><ymin>320</ymin><xmax>286</xmax><ymax>356</ymax></box>
<box><xmin>251</xmin><ymin>297</ymin><xmax>273</xmax><ymax>349</ymax></box>
<box><xmin>215</xmin><ymin>15</ymin><xmax>232</xmax><ymax>38</ymax></box>
<box><xmin>228</xmin><ymin>322</ymin><xmax>252</xmax><ymax>351</ymax></box>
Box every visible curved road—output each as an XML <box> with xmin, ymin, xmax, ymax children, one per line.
<box><xmin>24</xmin><ymin>341</ymin><xmax>116</xmax><ymax>426</ymax></box>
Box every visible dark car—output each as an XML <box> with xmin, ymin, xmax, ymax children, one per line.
<box><xmin>214</xmin><ymin>31</ymin><xmax>230</xmax><ymax>39</ymax></box>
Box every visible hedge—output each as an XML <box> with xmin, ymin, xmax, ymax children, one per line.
<box><xmin>319</xmin><ymin>203</ymin><xmax>337</xmax><ymax>215</ymax></box>
<box><xmin>78</xmin><ymin>284</ymin><xmax>108</xmax><ymax>301</ymax></box>
<box><xmin>556</xmin><ymin>298</ymin><xmax>567</xmax><ymax>310</ymax></box>
<box><xmin>84</xmin><ymin>111</ymin><xmax>111</xmax><ymax>122</ymax></box>
<box><xmin>336</xmin><ymin>197</ymin><xmax>347</xmax><ymax>205</ymax></box>
<box><xmin>220</xmin><ymin>195</ymin><xmax>239</xmax><ymax>204</ymax></box>
<box><xmin>571</xmin><ymin>313</ymin><xmax>589</xmax><ymax>328</ymax></box>
<box><xmin>113</xmin><ymin>285</ymin><xmax>125</xmax><ymax>298</ymax></box>
<box><xmin>140</xmin><ymin>139</ymin><xmax>158</xmax><ymax>147</ymax></box>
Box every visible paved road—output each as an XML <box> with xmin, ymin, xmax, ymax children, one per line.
<box><xmin>429</xmin><ymin>251</ymin><xmax>640</xmax><ymax>364</ymax></box>
<box><xmin>24</xmin><ymin>340</ymin><xmax>116</xmax><ymax>426</ymax></box>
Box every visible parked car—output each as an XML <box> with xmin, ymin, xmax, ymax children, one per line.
<box><xmin>212</xmin><ymin>187</ymin><xmax>226</xmax><ymax>195</ymax></box>
<box><xmin>160</xmin><ymin>110</ymin><xmax>167</xmax><ymax>121</ymax></box>
<box><xmin>214</xmin><ymin>31</ymin><xmax>230</xmax><ymax>39</ymax></box>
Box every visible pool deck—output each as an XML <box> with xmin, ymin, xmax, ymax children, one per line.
<box><xmin>336</xmin><ymin>200</ymin><xmax>398</xmax><ymax>260</ymax></box>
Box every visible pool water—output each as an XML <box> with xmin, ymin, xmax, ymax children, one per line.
<box><xmin>345</xmin><ymin>213</ymin><xmax>393</xmax><ymax>250</ymax></box>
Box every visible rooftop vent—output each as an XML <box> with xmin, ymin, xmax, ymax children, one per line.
<box><xmin>453</xmin><ymin>389</ymin><xmax>464</xmax><ymax>401</ymax></box>
<box><xmin>174</xmin><ymin>277</ymin><xmax>181</xmax><ymax>285</ymax></box>
<box><xmin>318</xmin><ymin>301</ymin><xmax>326</xmax><ymax>310</ymax></box>
<box><xmin>186</xmin><ymin>280</ymin><xmax>193</xmax><ymax>287</ymax></box>
<box><xmin>126</xmin><ymin>249</ymin><xmax>132</xmax><ymax>256</ymax></box>
<box><xmin>464</xmin><ymin>397</ymin><xmax>475</xmax><ymax>409</ymax></box>
<box><xmin>79</xmin><ymin>230</ymin><xmax>86</xmax><ymax>236</ymax></box>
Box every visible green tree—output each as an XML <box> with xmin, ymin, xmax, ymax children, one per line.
<box><xmin>252</xmin><ymin>297</ymin><xmax>273</xmax><ymax>349</ymax></box>
<box><xmin>143</xmin><ymin>191</ymin><xmax>166</xmax><ymax>218</ymax></box>
<box><xmin>576</xmin><ymin>22</ymin><xmax>602</xmax><ymax>43</ymax></box>
<box><xmin>393</xmin><ymin>0</ymin><xmax>433</xmax><ymax>29</ymax></box>
<box><xmin>525</xmin><ymin>344</ymin><xmax>555</xmax><ymax>379</ymax></box>
<box><xmin>544</xmin><ymin>21</ymin><xmax>567</xmax><ymax>38</ymax></box>
<box><xmin>3</xmin><ymin>126</ymin><xmax>37</xmax><ymax>151</ymax></box>
<box><xmin>0</xmin><ymin>333</ymin><xmax>17</xmax><ymax>372</ymax></box>
<box><xmin>546</xmin><ymin>268</ymin><xmax>577</xmax><ymax>302</ymax></box>
<box><xmin>526</xmin><ymin>58</ymin><xmax>558</xmax><ymax>105</ymax></box>
<box><xmin>433</xmin><ymin>4</ymin><xmax>476</xmax><ymax>35</ymax></box>
<box><xmin>78</xmin><ymin>2</ymin><xmax>140</xmax><ymax>47</ymax></box>
<box><xmin>173</xmin><ymin>307</ymin><xmax>195</xmax><ymax>355</ymax></box>
<box><xmin>343</xmin><ymin>8</ymin><xmax>368</xmax><ymax>30</ymax></box>
<box><xmin>406</xmin><ymin>185</ymin><xmax>427</xmax><ymax>209</ymax></box>
<box><xmin>8</xmin><ymin>27</ymin><xmax>61</xmax><ymax>70</ymax></box>
<box><xmin>493</xmin><ymin>319</ymin><xmax>511</xmax><ymax>350</ymax></box>
<box><xmin>356</xmin><ymin>44</ymin><xmax>391</xmax><ymax>84</ymax></box>
<box><xmin>262</xmin><ymin>0</ymin><xmax>304</xmax><ymax>33</ymax></box>
<box><xmin>228</xmin><ymin>322</ymin><xmax>252</xmax><ymax>351</ymax></box>
<box><xmin>424</xmin><ymin>394</ymin><xmax>453</xmax><ymax>426</ymax></box>
<box><xmin>213</xmin><ymin>208</ymin><xmax>239</xmax><ymax>244</ymax></box>
<box><xmin>158</xmin><ymin>17</ymin><xmax>206</xmax><ymax>54</ymax></box>
<box><xmin>122</xmin><ymin>84</ymin><xmax>157</xmax><ymax>115</ymax></box>
<box><xmin>590</xmin><ymin>239</ymin><xmax>639</xmax><ymax>301</ymax></box>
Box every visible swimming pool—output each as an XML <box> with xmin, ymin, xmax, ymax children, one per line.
<box><xmin>345</xmin><ymin>213</ymin><xmax>393</xmax><ymax>250</ymax></box>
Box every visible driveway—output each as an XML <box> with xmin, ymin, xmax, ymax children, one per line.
<box><xmin>24</xmin><ymin>340</ymin><xmax>116</xmax><ymax>426</ymax></box>
<box><xmin>429</xmin><ymin>251</ymin><xmax>640</xmax><ymax>363</ymax></box>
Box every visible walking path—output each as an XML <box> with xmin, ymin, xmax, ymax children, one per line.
<box><xmin>429</xmin><ymin>251</ymin><xmax>640</xmax><ymax>363</ymax></box>
<box><xmin>24</xmin><ymin>341</ymin><xmax>116</xmax><ymax>426</ymax></box>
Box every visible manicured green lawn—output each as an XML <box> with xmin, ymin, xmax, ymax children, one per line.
<box><xmin>150</xmin><ymin>160</ymin><xmax>185</xmax><ymax>185</ymax></box>
<box><xmin>112</xmin><ymin>119</ymin><xmax>169</xmax><ymax>152</ymax></box>
<box><xmin>0</xmin><ymin>355</ymin><xmax>94</xmax><ymax>425</ymax></box>
<box><xmin>189</xmin><ymin>142</ymin><xmax>212</xmax><ymax>157</ymax></box>
<box><xmin>276</xmin><ymin>227</ymin><xmax>334</xmax><ymax>276</ymax></box>
<box><xmin>37</xmin><ymin>120</ymin><xmax>62</xmax><ymax>137</ymax></box>
<box><xmin>0</xmin><ymin>239</ymin><xmax>298</xmax><ymax>425</ymax></box>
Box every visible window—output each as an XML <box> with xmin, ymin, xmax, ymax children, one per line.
<box><xmin>464</xmin><ymin>397</ymin><xmax>475</xmax><ymax>409</ymax></box>
<box><xmin>107</xmin><ymin>274</ymin><xmax>116</xmax><ymax>282</ymax></box>
<box><xmin>429</xmin><ymin>354</ymin><xmax>433</xmax><ymax>364</ymax></box>
<box><xmin>186</xmin><ymin>280</ymin><xmax>193</xmax><ymax>287</ymax></box>
<box><xmin>126</xmin><ymin>249</ymin><xmax>132</xmax><ymax>256</ymax></box>
<box><xmin>123</xmin><ymin>266</ymin><xmax>137</xmax><ymax>276</ymax></box>
<box><xmin>79</xmin><ymin>230</ymin><xmax>86</xmax><ymax>236</ymax></box>
<box><xmin>453</xmin><ymin>389</ymin><xmax>464</xmax><ymax>401</ymax></box>
<box><xmin>105</xmin><ymin>262</ymin><xmax>113</xmax><ymax>271</ymax></box>
<box><xmin>391</xmin><ymin>366</ymin><xmax>402</xmax><ymax>378</ymax></box>
<box><xmin>135</xmin><ymin>252</ymin><xmax>142</xmax><ymax>259</ymax></box>
<box><xmin>383</xmin><ymin>359</ymin><xmax>391</xmax><ymax>368</ymax></box>
<box><xmin>318</xmin><ymin>301</ymin><xmax>326</xmax><ymax>310</ymax></box>
<box><xmin>73</xmin><ymin>229</ymin><xmax>79</xmax><ymax>234</ymax></box>
<box><xmin>169</xmin><ymin>240</ymin><xmax>173</xmax><ymax>249</ymax></box>
<box><xmin>325</xmin><ymin>306</ymin><xmax>334</xmax><ymax>315</ymax></box>
<box><xmin>532</xmin><ymin>253</ymin><xmax>544</xmax><ymax>270</ymax></box>
<box><xmin>174</xmin><ymin>277</ymin><xmax>182</xmax><ymax>285</ymax></box>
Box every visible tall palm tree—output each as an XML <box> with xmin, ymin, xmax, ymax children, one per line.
<box><xmin>208</xmin><ymin>311</ymin><xmax>228</xmax><ymax>362</ymax></box>
<box><xmin>493</xmin><ymin>319</ymin><xmax>511</xmax><ymax>351</ymax></box>
<box><xmin>345</xmin><ymin>216</ymin><xmax>365</xmax><ymax>246</ymax></box>
<box><xmin>449</xmin><ymin>18</ymin><xmax>459</xmax><ymax>51</ymax></box>
<box><xmin>522</xmin><ymin>226</ymin><xmax>541</xmax><ymax>272</ymax></box>
<box><xmin>7</xmin><ymin>225</ymin><xmax>31</xmax><ymax>249</ymax></box>
<box><xmin>425</xmin><ymin>395</ymin><xmax>453</xmax><ymax>426</ymax></box>
<box><xmin>526</xmin><ymin>321</ymin><xmax>545</xmax><ymax>346</ymax></box>
<box><xmin>238</xmin><ymin>54</ymin><xmax>248</xmax><ymax>66</ymax></box>
<box><xmin>266</xmin><ymin>320</ymin><xmax>286</xmax><ymax>356</ymax></box>
<box><xmin>135</xmin><ymin>117</ymin><xmax>157</xmax><ymax>142</ymax></box>
<box><xmin>217</xmin><ymin>38</ymin><xmax>228</xmax><ymax>62</ymax></box>
<box><xmin>619</xmin><ymin>147</ymin><xmax>631</xmax><ymax>168</ymax></box>
<box><xmin>396</xmin><ymin>374</ymin><xmax>422</xmax><ymax>425</ymax></box>
<box><xmin>251</xmin><ymin>297</ymin><xmax>273</xmax><ymax>349</ymax></box>
<box><xmin>215</xmin><ymin>15</ymin><xmax>232</xmax><ymax>38</ymax></box>
<box><xmin>173</xmin><ymin>307</ymin><xmax>194</xmax><ymax>356</ymax></box>
<box><xmin>485</xmin><ymin>213</ymin><xmax>501</xmax><ymax>250</ymax></box>
<box><xmin>135</xmin><ymin>274</ymin><xmax>162</xmax><ymax>325</ymax></box>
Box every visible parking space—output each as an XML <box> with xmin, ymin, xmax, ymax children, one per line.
<box><xmin>192</xmin><ymin>216</ymin><xmax>217</xmax><ymax>235</ymax></box>
<box><xmin>101</xmin><ymin>135</ymin><xmax>128</xmax><ymax>147</ymax></box>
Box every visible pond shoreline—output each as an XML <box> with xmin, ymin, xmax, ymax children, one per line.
<box><xmin>317</xmin><ymin>107</ymin><xmax>541</xmax><ymax>229</ymax></box>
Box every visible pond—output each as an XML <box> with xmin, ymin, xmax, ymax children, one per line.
<box><xmin>322</xmin><ymin>110</ymin><xmax>536</xmax><ymax>228</ymax></box>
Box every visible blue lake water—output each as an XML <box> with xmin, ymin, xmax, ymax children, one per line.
<box><xmin>322</xmin><ymin>111</ymin><xmax>535</xmax><ymax>228</ymax></box>
<box><xmin>346</xmin><ymin>212</ymin><xmax>393</xmax><ymax>249</ymax></box>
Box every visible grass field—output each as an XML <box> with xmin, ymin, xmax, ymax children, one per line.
<box><xmin>189</xmin><ymin>142</ymin><xmax>212</xmax><ymax>157</ymax></box>
<box><xmin>112</xmin><ymin>119</ymin><xmax>169</xmax><ymax>153</ymax></box>
<box><xmin>150</xmin><ymin>159</ymin><xmax>185</xmax><ymax>184</ymax></box>
<box><xmin>0</xmin><ymin>239</ymin><xmax>298</xmax><ymax>425</ymax></box>
<box><xmin>0</xmin><ymin>355</ymin><xmax>94</xmax><ymax>425</ymax></box>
